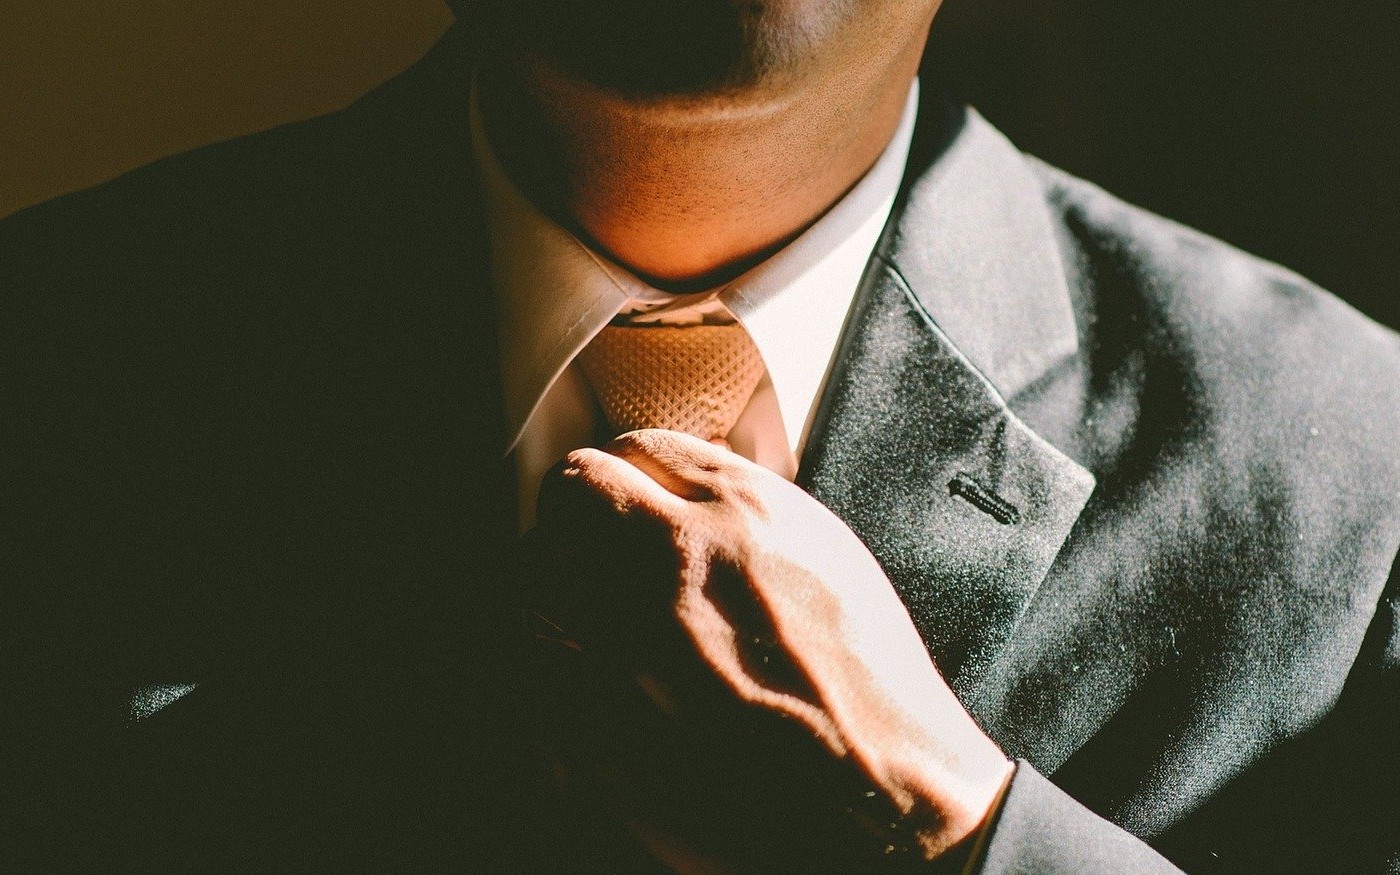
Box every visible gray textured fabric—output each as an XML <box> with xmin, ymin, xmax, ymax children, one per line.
<box><xmin>806</xmin><ymin>104</ymin><xmax>1400</xmax><ymax>872</ymax></box>
<box><xmin>3</xmin><ymin>23</ymin><xmax>1399</xmax><ymax>873</ymax></box>
<box><xmin>800</xmin><ymin>264</ymin><xmax>1096</xmax><ymax>690</ymax></box>
<box><xmin>977</xmin><ymin>762</ymin><xmax>1181</xmax><ymax>873</ymax></box>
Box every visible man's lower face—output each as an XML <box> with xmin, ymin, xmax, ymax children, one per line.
<box><xmin>472</xmin><ymin>0</ymin><xmax>870</xmax><ymax>97</ymax></box>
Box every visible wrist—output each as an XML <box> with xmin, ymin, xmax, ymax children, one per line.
<box><xmin>891</xmin><ymin>752</ymin><xmax>1015</xmax><ymax>861</ymax></box>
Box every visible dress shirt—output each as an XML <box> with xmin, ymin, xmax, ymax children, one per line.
<box><xmin>471</xmin><ymin>81</ymin><xmax>919</xmax><ymax>530</ymax></box>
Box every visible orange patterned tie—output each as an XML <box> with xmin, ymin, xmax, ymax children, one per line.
<box><xmin>576</xmin><ymin>322</ymin><xmax>766</xmax><ymax>442</ymax></box>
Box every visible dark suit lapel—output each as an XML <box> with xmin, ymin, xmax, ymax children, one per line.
<box><xmin>799</xmin><ymin>106</ymin><xmax>1096</xmax><ymax>701</ymax></box>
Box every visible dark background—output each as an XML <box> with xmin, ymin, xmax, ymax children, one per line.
<box><xmin>4</xmin><ymin>1</ymin><xmax>1396</xmax><ymax>327</ymax></box>
<box><xmin>926</xmin><ymin>0</ymin><xmax>1399</xmax><ymax>329</ymax></box>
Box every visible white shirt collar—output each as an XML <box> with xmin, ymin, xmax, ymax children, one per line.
<box><xmin>473</xmin><ymin>79</ymin><xmax>920</xmax><ymax>455</ymax></box>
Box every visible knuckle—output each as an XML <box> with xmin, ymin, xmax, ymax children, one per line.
<box><xmin>699</xmin><ymin>468</ymin><xmax>757</xmax><ymax>506</ymax></box>
<box><xmin>613</xmin><ymin>428</ymin><xmax>668</xmax><ymax>454</ymax></box>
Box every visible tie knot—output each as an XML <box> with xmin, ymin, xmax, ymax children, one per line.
<box><xmin>577</xmin><ymin>322</ymin><xmax>766</xmax><ymax>442</ymax></box>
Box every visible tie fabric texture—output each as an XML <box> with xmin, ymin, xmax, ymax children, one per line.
<box><xmin>577</xmin><ymin>322</ymin><xmax>766</xmax><ymax>442</ymax></box>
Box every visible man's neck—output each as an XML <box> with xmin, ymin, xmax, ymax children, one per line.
<box><xmin>476</xmin><ymin>40</ymin><xmax>926</xmax><ymax>292</ymax></box>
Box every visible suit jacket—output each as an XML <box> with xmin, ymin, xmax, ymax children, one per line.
<box><xmin>4</xmin><ymin>23</ymin><xmax>1398</xmax><ymax>874</ymax></box>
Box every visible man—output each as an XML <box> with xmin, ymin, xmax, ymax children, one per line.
<box><xmin>3</xmin><ymin>1</ymin><xmax>1397</xmax><ymax>872</ymax></box>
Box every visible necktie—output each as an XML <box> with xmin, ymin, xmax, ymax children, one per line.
<box><xmin>576</xmin><ymin>322</ymin><xmax>766</xmax><ymax>442</ymax></box>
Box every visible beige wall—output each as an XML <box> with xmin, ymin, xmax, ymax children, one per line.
<box><xmin>2</xmin><ymin>1</ymin><xmax>452</xmax><ymax>218</ymax></box>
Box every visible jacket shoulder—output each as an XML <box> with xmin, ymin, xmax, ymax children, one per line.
<box><xmin>1031</xmin><ymin>158</ymin><xmax>1400</xmax><ymax>466</ymax></box>
<box><xmin>0</xmin><ymin>25</ymin><xmax>477</xmax><ymax>291</ymax></box>
<box><xmin>1027</xmin><ymin>158</ymin><xmax>1400</xmax><ymax>596</ymax></box>
<box><xmin>0</xmin><ymin>108</ymin><xmax>357</xmax><ymax>292</ymax></box>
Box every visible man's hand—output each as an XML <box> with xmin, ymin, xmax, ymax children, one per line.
<box><xmin>526</xmin><ymin>430</ymin><xmax>1012</xmax><ymax>872</ymax></box>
